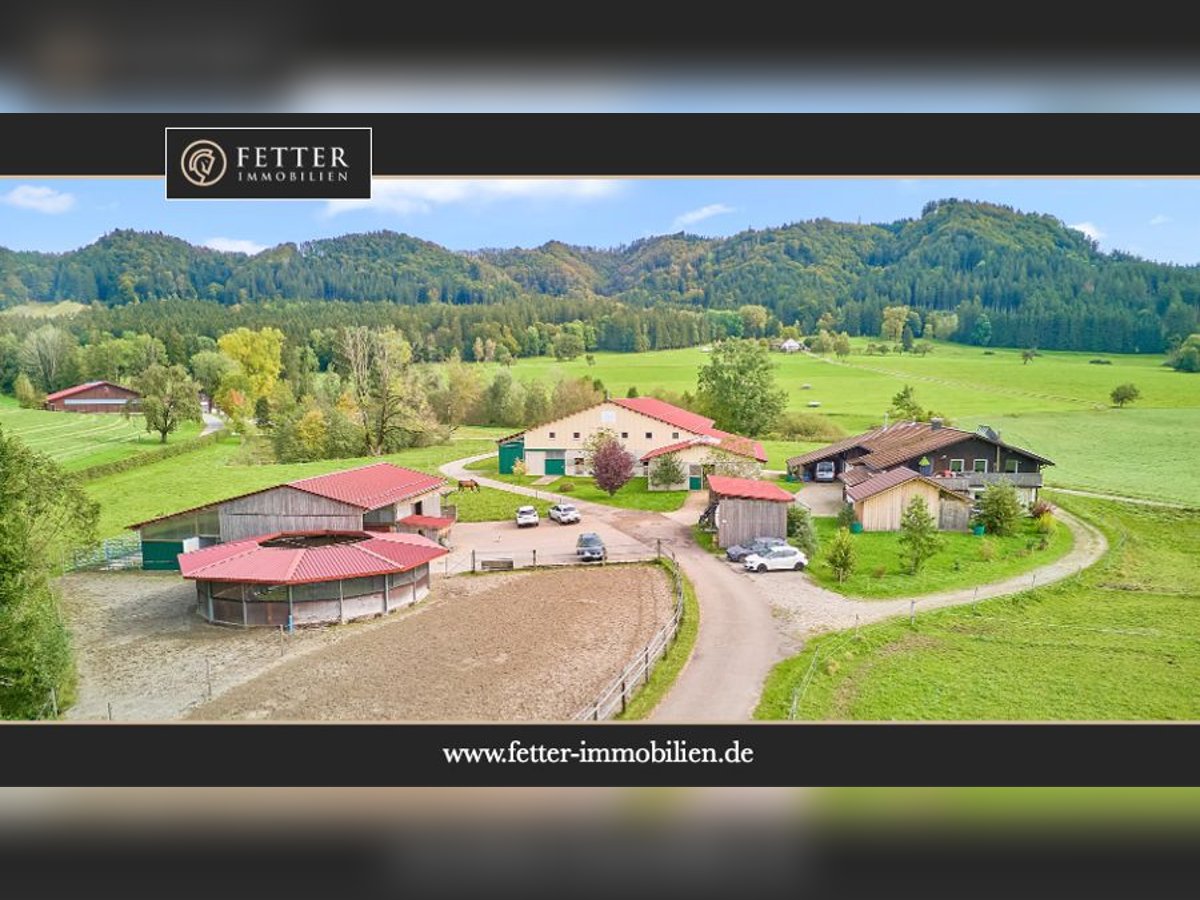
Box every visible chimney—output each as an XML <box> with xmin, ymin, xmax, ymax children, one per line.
<box><xmin>930</xmin><ymin>417</ymin><xmax>943</xmax><ymax>430</ymax></box>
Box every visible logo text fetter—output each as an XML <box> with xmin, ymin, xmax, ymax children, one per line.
<box><xmin>234</xmin><ymin>145</ymin><xmax>351</xmax><ymax>183</ymax></box>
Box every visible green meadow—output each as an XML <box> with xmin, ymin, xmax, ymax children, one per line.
<box><xmin>0</xmin><ymin>395</ymin><xmax>204</xmax><ymax>472</ymax></box>
<box><xmin>757</xmin><ymin>494</ymin><xmax>1200</xmax><ymax>721</ymax></box>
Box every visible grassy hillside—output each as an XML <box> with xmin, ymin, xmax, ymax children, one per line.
<box><xmin>0</xmin><ymin>395</ymin><xmax>204</xmax><ymax>472</ymax></box>
<box><xmin>757</xmin><ymin>494</ymin><xmax>1200</xmax><ymax>720</ymax></box>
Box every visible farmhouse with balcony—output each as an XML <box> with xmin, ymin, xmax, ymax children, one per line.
<box><xmin>497</xmin><ymin>396</ymin><xmax>766</xmax><ymax>491</ymax></box>
<box><xmin>130</xmin><ymin>462</ymin><xmax>455</xmax><ymax>571</ymax></box>
<box><xmin>43</xmin><ymin>380</ymin><xmax>141</xmax><ymax>413</ymax></box>
<box><xmin>787</xmin><ymin>419</ymin><xmax>1053</xmax><ymax>528</ymax></box>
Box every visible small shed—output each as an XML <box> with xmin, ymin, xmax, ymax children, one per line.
<box><xmin>43</xmin><ymin>380</ymin><xmax>140</xmax><ymax>413</ymax></box>
<box><xmin>845</xmin><ymin>468</ymin><xmax>971</xmax><ymax>532</ymax></box>
<box><xmin>178</xmin><ymin>530</ymin><xmax>448</xmax><ymax>627</ymax></box>
<box><xmin>706</xmin><ymin>475</ymin><xmax>795</xmax><ymax>549</ymax></box>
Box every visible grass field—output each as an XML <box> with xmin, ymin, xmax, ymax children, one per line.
<box><xmin>805</xmin><ymin>514</ymin><xmax>1074</xmax><ymax>599</ymax></box>
<box><xmin>0</xmin><ymin>300</ymin><xmax>87</xmax><ymax>318</ymax></box>
<box><xmin>467</xmin><ymin>340</ymin><xmax>1199</xmax><ymax>501</ymax></box>
<box><xmin>453</xmin><ymin>486</ymin><xmax>551</xmax><ymax>523</ymax></box>
<box><xmin>0</xmin><ymin>395</ymin><xmax>204</xmax><ymax>472</ymax></box>
<box><xmin>86</xmin><ymin>434</ymin><xmax>499</xmax><ymax>538</ymax></box>
<box><xmin>756</xmin><ymin>493</ymin><xmax>1200</xmax><ymax>720</ymax></box>
<box><xmin>464</xmin><ymin>455</ymin><xmax>689</xmax><ymax>512</ymax></box>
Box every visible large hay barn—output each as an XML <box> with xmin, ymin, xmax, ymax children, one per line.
<box><xmin>43</xmin><ymin>380</ymin><xmax>140</xmax><ymax>413</ymax></box>
<box><xmin>178</xmin><ymin>530</ymin><xmax>448</xmax><ymax>627</ymax></box>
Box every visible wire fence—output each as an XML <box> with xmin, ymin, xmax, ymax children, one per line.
<box><xmin>434</xmin><ymin>543</ymin><xmax>659</xmax><ymax>577</ymax></box>
<box><xmin>61</xmin><ymin>534</ymin><xmax>142</xmax><ymax>573</ymax></box>
<box><xmin>573</xmin><ymin>548</ymin><xmax>686</xmax><ymax>721</ymax></box>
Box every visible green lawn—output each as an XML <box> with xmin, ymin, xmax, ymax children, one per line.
<box><xmin>464</xmin><ymin>454</ymin><xmax>690</xmax><ymax>512</ymax></box>
<box><xmin>757</xmin><ymin>494</ymin><xmax>1200</xmax><ymax>720</ymax></box>
<box><xmin>805</xmin><ymin>514</ymin><xmax>1074</xmax><ymax>599</ymax></box>
<box><xmin>0</xmin><ymin>395</ymin><xmax>204</xmax><ymax>472</ymax></box>
<box><xmin>452</xmin><ymin>486</ymin><xmax>551</xmax><ymax>523</ymax></box>
<box><xmin>86</xmin><ymin>434</ymin><xmax>497</xmax><ymax>537</ymax></box>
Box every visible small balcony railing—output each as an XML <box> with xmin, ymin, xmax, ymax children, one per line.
<box><xmin>932</xmin><ymin>471</ymin><xmax>1044</xmax><ymax>491</ymax></box>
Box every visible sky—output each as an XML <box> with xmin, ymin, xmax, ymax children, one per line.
<box><xmin>2</xmin><ymin>177</ymin><xmax>1200</xmax><ymax>265</ymax></box>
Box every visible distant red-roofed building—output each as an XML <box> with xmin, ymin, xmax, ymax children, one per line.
<box><xmin>43</xmin><ymin>380</ymin><xmax>140</xmax><ymax>413</ymax></box>
<box><xmin>130</xmin><ymin>462</ymin><xmax>454</xmax><ymax>571</ymax></box>
<box><xmin>178</xmin><ymin>530</ymin><xmax>448</xmax><ymax>627</ymax></box>
<box><xmin>496</xmin><ymin>396</ymin><xmax>765</xmax><ymax>492</ymax></box>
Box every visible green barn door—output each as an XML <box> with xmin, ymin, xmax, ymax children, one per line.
<box><xmin>498</xmin><ymin>439</ymin><xmax>525</xmax><ymax>474</ymax></box>
<box><xmin>688</xmin><ymin>465</ymin><xmax>702</xmax><ymax>490</ymax></box>
<box><xmin>544</xmin><ymin>457</ymin><xmax>566</xmax><ymax>476</ymax></box>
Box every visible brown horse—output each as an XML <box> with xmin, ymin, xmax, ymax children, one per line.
<box><xmin>457</xmin><ymin>478</ymin><xmax>481</xmax><ymax>493</ymax></box>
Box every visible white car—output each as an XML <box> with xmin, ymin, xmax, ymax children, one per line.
<box><xmin>548</xmin><ymin>503</ymin><xmax>581</xmax><ymax>524</ymax></box>
<box><xmin>743</xmin><ymin>545</ymin><xmax>808</xmax><ymax>573</ymax></box>
<box><xmin>514</xmin><ymin>505</ymin><xmax>540</xmax><ymax>528</ymax></box>
<box><xmin>814</xmin><ymin>460</ymin><xmax>836</xmax><ymax>481</ymax></box>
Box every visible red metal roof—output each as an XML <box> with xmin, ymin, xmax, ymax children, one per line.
<box><xmin>44</xmin><ymin>380</ymin><xmax>138</xmax><ymax>403</ymax></box>
<box><xmin>640</xmin><ymin>434</ymin><xmax>767</xmax><ymax>464</ymax></box>
<box><xmin>707</xmin><ymin>475</ymin><xmax>795</xmax><ymax>503</ymax></box>
<box><xmin>289</xmin><ymin>462</ymin><xmax>446</xmax><ymax>509</ymax></box>
<box><xmin>611</xmin><ymin>396</ymin><xmax>717</xmax><ymax>436</ymax></box>
<box><xmin>398</xmin><ymin>514</ymin><xmax>456</xmax><ymax>530</ymax></box>
<box><xmin>178</xmin><ymin>531</ymin><xmax>447</xmax><ymax>585</ymax></box>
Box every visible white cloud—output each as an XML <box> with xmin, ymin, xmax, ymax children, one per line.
<box><xmin>671</xmin><ymin>203</ymin><xmax>735</xmax><ymax>231</ymax></box>
<box><xmin>1069</xmin><ymin>221</ymin><xmax>1105</xmax><ymax>241</ymax></box>
<box><xmin>203</xmin><ymin>237</ymin><xmax>268</xmax><ymax>255</ymax></box>
<box><xmin>1149</xmin><ymin>214</ymin><xmax>1172</xmax><ymax>226</ymax></box>
<box><xmin>324</xmin><ymin>178</ymin><xmax>621</xmax><ymax>217</ymax></box>
<box><xmin>1</xmin><ymin>184</ymin><xmax>76</xmax><ymax>214</ymax></box>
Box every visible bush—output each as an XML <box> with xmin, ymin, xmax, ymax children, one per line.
<box><xmin>823</xmin><ymin>659</ymin><xmax>841</xmax><ymax>676</ymax></box>
<box><xmin>976</xmin><ymin>480</ymin><xmax>1023</xmax><ymax>537</ymax></box>
<box><xmin>1035</xmin><ymin>512</ymin><xmax>1057</xmax><ymax>535</ymax></box>
<box><xmin>979</xmin><ymin>538</ymin><xmax>998</xmax><ymax>562</ymax></box>
<box><xmin>1089</xmin><ymin>358</ymin><xmax>1113</xmax><ymax>365</ymax></box>
<box><xmin>836</xmin><ymin>502</ymin><xmax>857</xmax><ymax>529</ymax></box>
<box><xmin>1028</xmin><ymin>500</ymin><xmax>1056</xmax><ymax>519</ymax></box>
<box><xmin>557</xmin><ymin>481</ymin><xmax>574</xmax><ymax>493</ymax></box>
<box><xmin>512</xmin><ymin>459</ymin><xmax>527</xmax><ymax>476</ymax></box>
<box><xmin>14</xmin><ymin>372</ymin><xmax>43</xmax><ymax>409</ymax></box>
<box><xmin>648</xmin><ymin>451</ymin><xmax>686</xmax><ymax>488</ymax></box>
<box><xmin>982</xmin><ymin>350</ymin><xmax>995</xmax><ymax>355</ymax></box>
<box><xmin>766</xmin><ymin>411</ymin><xmax>847</xmax><ymax>443</ymax></box>
<box><xmin>1037</xmin><ymin>536</ymin><xmax>1051</xmax><ymax>551</ymax></box>
<box><xmin>826</xmin><ymin>527</ymin><xmax>857</xmax><ymax>583</ymax></box>
<box><xmin>787</xmin><ymin>505</ymin><xmax>819</xmax><ymax>558</ymax></box>
<box><xmin>871</xmin><ymin>565</ymin><xmax>887</xmax><ymax>579</ymax></box>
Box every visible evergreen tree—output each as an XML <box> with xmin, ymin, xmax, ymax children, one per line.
<box><xmin>898</xmin><ymin>495</ymin><xmax>943</xmax><ymax>574</ymax></box>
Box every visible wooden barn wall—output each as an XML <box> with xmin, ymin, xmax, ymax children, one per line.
<box><xmin>218</xmin><ymin>486</ymin><xmax>363</xmax><ymax>542</ymax></box>
<box><xmin>716</xmin><ymin>498</ymin><xmax>788</xmax><ymax>549</ymax></box>
<box><xmin>938</xmin><ymin>496</ymin><xmax>972</xmax><ymax>532</ymax></box>
<box><xmin>858</xmin><ymin>480</ymin><xmax>943</xmax><ymax>532</ymax></box>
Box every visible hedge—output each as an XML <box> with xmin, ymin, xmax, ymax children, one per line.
<box><xmin>77</xmin><ymin>428</ymin><xmax>227</xmax><ymax>481</ymax></box>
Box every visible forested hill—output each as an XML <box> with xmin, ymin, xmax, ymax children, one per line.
<box><xmin>2</xmin><ymin>199</ymin><xmax>1198</xmax><ymax>352</ymax></box>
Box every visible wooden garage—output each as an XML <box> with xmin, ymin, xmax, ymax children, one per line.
<box><xmin>845</xmin><ymin>468</ymin><xmax>972</xmax><ymax>532</ymax></box>
<box><xmin>704</xmin><ymin>475</ymin><xmax>795</xmax><ymax>549</ymax></box>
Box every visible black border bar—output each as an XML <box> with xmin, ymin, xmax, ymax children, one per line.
<box><xmin>3</xmin><ymin>724</ymin><xmax>1198</xmax><ymax>786</ymax></box>
<box><xmin>1</xmin><ymin>114</ymin><xmax>1199</xmax><ymax>175</ymax></box>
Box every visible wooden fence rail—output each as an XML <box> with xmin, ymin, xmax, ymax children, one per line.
<box><xmin>573</xmin><ymin>548</ymin><xmax>685</xmax><ymax>721</ymax></box>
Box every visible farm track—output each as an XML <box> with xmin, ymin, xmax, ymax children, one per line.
<box><xmin>441</xmin><ymin>452</ymin><xmax>1108</xmax><ymax>721</ymax></box>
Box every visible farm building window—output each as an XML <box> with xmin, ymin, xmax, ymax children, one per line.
<box><xmin>248</xmin><ymin>584</ymin><xmax>289</xmax><ymax>603</ymax></box>
<box><xmin>645</xmin><ymin>432</ymin><xmax>653</xmax><ymax>439</ymax></box>
<box><xmin>573</xmin><ymin>432</ymin><xmax>580</xmax><ymax>439</ymax></box>
<box><xmin>973</xmin><ymin>459</ymin><xmax>989</xmax><ymax>473</ymax></box>
<box><xmin>387</xmin><ymin>570</ymin><xmax>415</xmax><ymax>588</ymax></box>
<box><xmin>210</xmin><ymin>582</ymin><xmax>245</xmax><ymax>601</ymax></box>
<box><xmin>291</xmin><ymin>581</ymin><xmax>340</xmax><ymax>603</ymax></box>
<box><xmin>548</xmin><ymin>431</ymin><xmax>556</xmax><ymax>439</ymax></box>
<box><xmin>949</xmin><ymin>459</ymin><xmax>965</xmax><ymax>473</ymax></box>
<box><xmin>141</xmin><ymin>513</ymin><xmax>205</xmax><ymax>541</ymax></box>
<box><xmin>672</xmin><ymin>432</ymin><xmax>680</xmax><ymax>439</ymax></box>
<box><xmin>621</xmin><ymin>432</ymin><xmax>629</xmax><ymax>439</ymax></box>
<box><xmin>363</xmin><ymin>505</ymin><xmax>395</xmax><ymax>526</ymax></box>
<box><xmin>1005</xmin><ymin>458</ymin><xmax>1020</xmax><ymax>473</ymax></box>
<box><xmin>196</xmin><ymin>508</ymin><xmax>220</xmax><ymax>538</ymax></box>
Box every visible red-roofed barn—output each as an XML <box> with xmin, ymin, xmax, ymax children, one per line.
<box><xmin>44</xmin><ymin>380</ymin><xmax>140</xmax><ymax>413</ymax></box>
<box><xmin>131</xmin><ymin>462</ymin><xmax>453</xmax><ymax>571</ymax></box>
<box><xmin>496</xmin><ymin>396</ymin><xmax>765</xmax><ymax>492</ymax></box>
<box><xmin>178</xmin><ymin>530</ymin><xmax>448</xmax><ymax>626</ymax></box>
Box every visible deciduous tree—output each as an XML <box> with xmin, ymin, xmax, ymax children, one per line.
<box><xmin>696</xmin><ymin>339</ymin><xmax>786</xmax><ymax>437</ymax></box>
<box><xmin>135</xmin><ymin>364</ymin><xmax>202</xmax><ymax>443</ymax></box>
<box><xmin>590</xmin><ymin>435</ymin><xmax>635</xmax><ymax>496</ymax></box>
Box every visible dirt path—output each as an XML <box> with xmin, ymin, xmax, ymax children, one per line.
<box><xmin>440</xmin><ymin>453</ymin><xmax>1110</xmax><ymax>722</ymax></box>
<box><xmin>189</xmin><ymin>566</ymin><xmax>673</xmax><ymax>721</ymax></box>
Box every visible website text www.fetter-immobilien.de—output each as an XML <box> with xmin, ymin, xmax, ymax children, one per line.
<box><xmin>443</xmin><ymin>739</ymin><xmax>754</xmax><ymax>766</ymax></box>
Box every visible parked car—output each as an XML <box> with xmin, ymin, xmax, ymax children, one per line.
<box><xmin>514</xmin><ymin>505</ymin><xmax>540</xmax><ymax>528</ymax></box>
<box><xmin>576</xmin><ymin>532</ymin><xmax>608</xmax><ymax>562</ymax></box>
<box><xmin>548</xmin><ymin>503</ymin><xmax>581</xmax><ymax>524</ymax></box>
<box><xmin>814</xmin><ymin>460</ymin><xmax>836</xmax><ymax>482</ymax></box>
<box><xmin>725</xmin><ymin>536</ymin><xmax>788</xmax><ymax>563</ymax></box>
<box><xmin>743</xmin><ymin>545</ymin><xmax>808</xmax><ymax>573</ymax></box>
